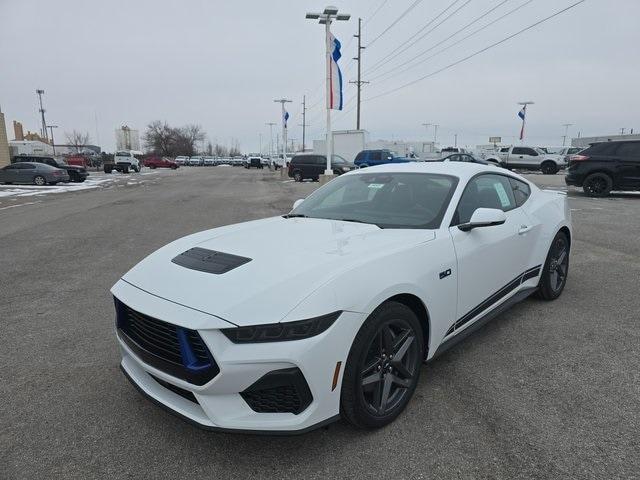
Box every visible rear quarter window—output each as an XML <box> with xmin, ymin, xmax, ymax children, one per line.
<box><xmin>508</xmin><ymin>177</ymin><xmax>531</xmax><ymax>207</ymax></box>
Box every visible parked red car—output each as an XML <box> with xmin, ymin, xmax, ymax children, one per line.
<box><xmin>144</xmin><ymin>157</ymin><xmax>179</xmax><ymax>169</ymax></box>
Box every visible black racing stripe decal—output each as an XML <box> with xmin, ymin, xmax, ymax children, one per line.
<box><xmin>446</xmin><ymin>265</ymin><xmax>542</xmax><ymax>336</ymax></box>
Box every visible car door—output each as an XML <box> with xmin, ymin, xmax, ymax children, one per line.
<box><xmin>511</xmin><ymin>147</ymin><xmax>539</xmax><ymax>168</ymax></box>
<box><xmin>315</xmin><ymin>156</ymin><xmax>328</xmax><ymax>177</ymax></box>
<box><xmin>613</xmin><ymin>142</ymin><xmax>640</xmax><ymax>187</ymax></box>
<box><xmin>448</xmin><ymin>174</ymin><xmax>537</xmax><ymax>333</ymax></box>
<box><xmin>14</xmin><ymin>163</ymin><xmax>36</xmax><ymax>183</ymax></box>
<box><xmin>369</xmin><ymin>151</ymin><xmax>382</xmax><ymax>166</ymax></box>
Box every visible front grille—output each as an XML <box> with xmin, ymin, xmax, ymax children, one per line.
<box><xmin>240</xmin><ymin>368</ymin><xmax>312</xmax><ymax>415</ymax></box>
<box><xmin>115</xmin><ymin>297</ymin><xmax>219</xmax><ymax>385</ymax></box>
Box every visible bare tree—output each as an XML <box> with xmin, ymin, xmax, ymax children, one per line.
<box><xmin>65</xmin><ymin>130</ymin><xmax>91</xmax><ymax>153</ymax></box>
<box><xmin>228</xmin><ymin>138</ymin><xmax>242</xmax><ymax>157</ymax></box>
<box><xmin>143</xmin><ymin>121</ymin><xmax>176</xmax><ymax>156</ymax></box>
<box><xmin>214</xmin><ymin>144</ymin><xmax>228</xmax><ymax>157</ymax></box>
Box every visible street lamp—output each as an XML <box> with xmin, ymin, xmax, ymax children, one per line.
<box><xmin>306</xmin><ymin>6</ymin><xmax>350</xmax><ymax>179</ymax></box>
<box><xmin>47</xmin><ymin>125</ymin><xmax>58</xmax><ymax>156</ymax></box>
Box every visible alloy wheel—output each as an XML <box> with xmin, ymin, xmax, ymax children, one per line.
<box><xmin>359</xmin><ymin>319</ymin><xmax>419</xmax><ymax>416</ymax></box>
<box><xmin>548</xmin><ymin>235</ymin><xmax>569</xmax><ymax>293</ymax></box>
<box><xmin>584</xmin><ymin>176</ymin><xmax>607</xmax><ymax>195</ymax></box>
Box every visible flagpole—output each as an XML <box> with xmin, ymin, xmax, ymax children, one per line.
<box><xmin>518</xmin><ymin>101</ymin><xmax>534</xmax><ymax>143</ymax></box>
<box><xmin>306</xmin><ymin>7</ymin><xmax>350</xmax><ymax>183</ymax></box>
<box><xmin>274</xmin><ymin>98</ymin><xmax>292</xmax><ymax>177</ymax></box>
<box><xmin>325</xmin><ymin>17</ymin><xmax>332</xmax><ymax>176</ymax></box>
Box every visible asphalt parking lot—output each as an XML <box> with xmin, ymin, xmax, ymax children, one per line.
<box><xmin>1</xmin><ymin>167</ymin><xmax>638</xmax><ymax>479</ymax></box>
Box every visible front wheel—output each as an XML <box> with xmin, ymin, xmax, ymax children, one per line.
<box><xmin>536</xmin><ymin>231</ymin><xmax>570</xmax><ymax>300</ymax></box>
<box><xmin>293</xmin><ymin>171</ymin><xmax>303</xmax><ymax>182</ymax></box>
<box><xmin>341</xmin><ymin>302</ymin><xmax>424</xmax><ymax>429</ymax></box>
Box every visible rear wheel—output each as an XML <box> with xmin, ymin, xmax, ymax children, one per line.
<box><xmin>33</xmin><ymin>175</ymin><xmax>46</xmax><ymax>186</ymax></box>
<box><xmin>293</xmin><ymin>170</ymin><xmax>303</xmax><ymax>182</ymax></box>
<box><xmin>541</xmin><ymin>161</ymin><xmax>558</xmax><ymax>175</ymax></box>
<box><xmin>149</xmin><ymin>165</ymin><xmax>156</xmax><ymax>169</ymax></box>
<box><xmin>341</xmin><ymin>302</ymin><xmax>424</xmax><ymax>429</ymax></box>
<box><xmin>583</xmin><ymin>172</ymin><xmax>612</xmax><ymax>197</ymax></box>
<box><xmin>536</xmin><ymin>231</ymin><xmax>570</xmax><ymax>300</ymax></box>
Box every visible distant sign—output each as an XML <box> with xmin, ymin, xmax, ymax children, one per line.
<box><xmin>489</xmin><ymin>136</ymin><xmax>502</xmax><ymax>143</ymax></box>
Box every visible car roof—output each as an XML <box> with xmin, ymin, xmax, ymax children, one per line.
<box><xmin>344</xmin><ymin>160</ymin><xmax>528</xmax><ymax>183</ymax></box>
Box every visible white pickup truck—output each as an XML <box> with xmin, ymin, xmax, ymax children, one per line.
<box><xmin>483</xmin><ymin>146</ymin><xmax>565</xmax><ymax>174</ymax></box>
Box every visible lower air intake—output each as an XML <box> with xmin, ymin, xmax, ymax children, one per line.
<box><xmin>240</xmin><ymin>367</ymin><xmax>313</xmax><ymax>415</ymax></box>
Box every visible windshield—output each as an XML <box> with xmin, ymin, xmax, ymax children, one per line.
<box><xmin>332</xmin><ymin>154</ymin><xmax>347</xmax><ymax>164</ymax></box>
<box><xmin>535</xmin><ymin>147</ymin><xmax>548</xmax><ymax>155</ymax></box>
<box><xmin>290</xmin><ymin>172</ymin><xmax>458</xmax><ymax>229</ymax></box>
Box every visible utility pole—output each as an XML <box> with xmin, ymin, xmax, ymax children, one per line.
<box><xmin>454</xmin><ymin>133</ymin><xmax>458</xmax><ymax>148</ymax></box>
<box><xmin>265</xmin><ymin>122</ymin><xmax>276</xmax><ymax>156</ymax></box>
<box><xmin>36</xmin><ymin>89</ymin><xmax>48</xmax><ymax>141</ymax></box>
<box><xmin>298</xmin><ymin>96</ymin><xmax>310</xmax><ymax>151</ymax></box>
<box><xmin>561</xmin><ymin>123</ymin><xmax>573</xmax><ymax>146</ymax></box>
<box><xmin>47</xmin><ymin>125</ymin><xmax>58</xmax><ymax>155</ymax></box>
<box><xmin>349</xmin><ymin>18</ymin><xmax>369</xmax><ymax>130</ymax></box>
<box><xmin>289</xmin><ymin>138</ymin><xmax>296</xmax><ymax>152</ymax></box>
<box><xmin>274</xmin><ymin>98</ymin><xmax>292</xmax><ymax>177</ymax></box>
<box><xmin>433</xmin><ymin>124</ymin><xmax>439</xmax><ymax>143</ymax></box>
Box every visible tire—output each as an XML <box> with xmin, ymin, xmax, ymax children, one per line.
<box><xmin>293</xmin><ymin>171</ymin><xmax>303</xmax><ymax>182</ymax></box>
<box><xmin>359</xmin><ymin>164</ymin><xmax>369</xmax><ymax>169</ymax></box>
<box><xmin>149</xmin><ymin>165</ymin><xmax>156</xmax><ymax>169</ymax></box>
<box><xmin>122</xmin><ymin>166</ymin><xmax>129</xmax><ymax>174</ymax></box>
<box><xmin>171</xmin><ymin>166</ymin><xmax>177</xmax><ymax>170</ymax></box>
<box><xmin>341</xmin><ymin>301</ymin><xmax>424</xmax><ymax>429</ymax></box>
<box><xmin>33</xmin><ymin>175</ymin><xmax>46</xmax><ymax>186</ymax></box>
<box><xmin>104</xmin><ymin>165</ymin><xmax>113</xmax><ymax>174</ymax></box>
<box><xmin>536</xmin><ymin>231</ymin><xmax>570</xmax><ymax>300</ymax></box>
<box><xmin>583</xmin><ymin>172</ymin><xmax>613</xmax><ymax>197</ymax></box>
<box><xmin>541</xmin><ymin>161</ymin><xmax>558</xmax><ymax>175</ymax></box>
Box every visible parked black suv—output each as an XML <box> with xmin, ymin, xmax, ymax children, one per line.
<box><xmin>288</xmin><ymin>154</ymin><xmax>353</xmax><ymax>182</ymax></box>
<box><xmin>13</xmin><ymin>155</ymin><xmax>89</xmax><ymax>183</ymax></box>
<box><xmin>565</xmin><ymin>141</ymin><xmax>640</xmax><ymax>196</ymax></box>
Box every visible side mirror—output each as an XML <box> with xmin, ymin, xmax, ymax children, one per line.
<box><xmin>292</xmin><ymin>199</ymin><xmax>304</xmax><ymax>210</ymax></box>
<box><xmin>387</xmin><ymin>156</ymin><xmax>393</xmax><ymax>160</ymax></box>
<box><xmin>458</xmin><ymin>208</ymin><xmax>506</xmax><ymax>232</ymax></box>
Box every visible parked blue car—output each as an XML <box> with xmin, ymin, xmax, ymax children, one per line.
<box><xmin>353</xmin><ymin>149</ymin><xmax>412</xmax><ymax>168</ymax></box>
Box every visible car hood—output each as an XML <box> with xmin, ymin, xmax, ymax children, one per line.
<box><xmin>120</xmin><ymin>216</ymin><xmax>434</xmax><ymax>326</ymax></box>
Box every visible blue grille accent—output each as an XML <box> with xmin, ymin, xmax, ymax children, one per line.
<box><xmin>115</xmin><ymin>297</ymin><xmax>219</xmax><ymax>385</ymax></box>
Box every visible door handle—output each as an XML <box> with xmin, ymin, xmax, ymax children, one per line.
<box><xmin>518</xmin><ymin>225</ymin><xmax>533</xmax><ymax>235</ymax></box>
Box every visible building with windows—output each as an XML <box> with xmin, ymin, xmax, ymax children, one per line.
<box><xmin>0</xmin><ymin>109</ymin><xmax>10</xmax><ymax>167</ymax></box>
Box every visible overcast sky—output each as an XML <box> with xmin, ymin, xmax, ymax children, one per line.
<box><xmin>1</xmin><ymin>0</ymin><xmax>638</xmax><ymax>152</ymax></box>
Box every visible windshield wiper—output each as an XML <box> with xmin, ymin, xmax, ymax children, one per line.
<box><xmin>282</xmin><ymin>213</ymin><xmax>308</xmax><ymax>218</ymax></box>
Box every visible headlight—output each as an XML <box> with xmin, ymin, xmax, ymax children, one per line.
<box><xmin>221</xmin><ymin>311</ymin><xmax>341</xmax><ymax>343</ymax></box>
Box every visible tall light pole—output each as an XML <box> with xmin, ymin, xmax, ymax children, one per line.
<box><xmin>561</xmin><ymin>123</ymin><xmax>573</xmax><ymax>146</ymax></box>
<box><xmin>306</xmin><ymin>6</ymin><xmax>351</xmax><ymax>179</ymax></box>
<box><xmin>47</xmin><ymin>125</ymin><xmax>58</xmax><ymax>155</ymax></box>
<box><xmin>36</xmin><ymin>89</ymin><xmax>48</xmax><ymax>141</ymax></box>
<box><xmin>433</xmin><ymin>124</ymin><xmax>439</xmax><ymax>143</ymax></box>
<box><xmin>265</xmin><ymin>122</ymin><xmax>276</xmax><ymax>156</ymax></box>
<box><xmin>274</xmin><ymin>99</ymin><xmax>292</xmax><ymax>176</ymax></box>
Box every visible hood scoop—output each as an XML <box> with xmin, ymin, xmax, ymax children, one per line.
<box><xmin>171</xmin><ymin>247</ymin><xmax>252</xmax><ymax>274</ymax></box>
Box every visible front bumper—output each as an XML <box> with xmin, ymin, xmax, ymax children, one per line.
<box><xmin>114</xmin><ymin>286</ymin><xmax>365</xmax><ymax>434</ymax></box>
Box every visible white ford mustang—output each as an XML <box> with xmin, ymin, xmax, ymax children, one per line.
<box><xmin>112</xmin><ymin>162</ymin><xmax>571</xmax><ymax>434</ymax></box>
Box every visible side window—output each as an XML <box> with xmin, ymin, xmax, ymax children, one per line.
<box><xmin>315</xmin><ymin>156</ymin><xmax>327</xmax><ymax>165</ymax></box>
<box><xmin>500</xmin><ymin>147</ymin><xmax>510</xmax><ymax>153</ymax></box>
<box><xmin>370</xmin><ymin>151</ymin><xmax>382</xmax><ymax>162</ymax></box>
<box><xmin>354</xmin><ymin>152</ymin><xmax>364</xmax><ymax>163</ymax></box>
<box><xmin>615</xmin><ymin>142</ymin><xmax>640</xmax><ymax>158</ymax></box>
<box><xmin>454</xmin><ymin>175</ymin><xmax>517</xmax><ymax>224</ymax></box>
<box><xmin>512</xmin><ymin>147</ymin><xmax>526</xmax><ymax>155</ymax></box>
<box><xmin>508</xmin><ymin>177</ymin><xmax>531</xmax><ymax>207</ymax></box>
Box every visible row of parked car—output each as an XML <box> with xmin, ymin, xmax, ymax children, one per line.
<box><xmin>0</xmin><ymin>155</ymin><xmax>90</xmax><ymax>185</ymax></box>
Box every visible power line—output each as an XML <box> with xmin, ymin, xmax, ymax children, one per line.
<box><xmin>365</xmin><ymin>0</ymin><xmax>465</xmax><ymax>75</ymax></box>
<box><xmin>364</xmin><ymin>0</ymin><xmax>586</xmax><ymax>103</ymax></box>
<box><xmin>363</xmin><ymin>0</ymin><xmax>390</xmax><ymax>27</ymax></box>
<box><xmin>371</xmin><ymin>0</ymin><xmax>534</xmax><ymax>85</ymax></box>
<box><xmin>366</xmin><ymin>0</ymin><xmax>426</xmax><ymax>48</ymax></box>
<box><xmin>369</xmin><ymin>0</ymin><xmax>517</xmax><ymax>82</ymax></box>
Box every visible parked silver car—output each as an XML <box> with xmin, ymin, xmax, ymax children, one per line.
<box><xmin>0</xmin><ymin>162</ymin><xmax>69</xmax><ymax>185</ymax></box>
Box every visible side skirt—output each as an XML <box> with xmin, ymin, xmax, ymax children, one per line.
<box><xmin>429</xmin><ymin>286</ymin><xmax>537</xmax><ymax>360</ymax></box>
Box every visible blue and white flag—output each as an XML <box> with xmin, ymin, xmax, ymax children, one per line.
<box><xmin>284</xmin><ymin>110</ymin><xmax>290</xmax><ymax>128</ymax></box>
<box><xmin>517</xmin><ymin>106</ymin><xmax>526</xmax><ymax>120</ymax></box>
<box><xmin>329</xmin><ymin>33</ymin><xmax>343</xmax><ymax>110</ymax></box>
<box><xmin>517</xmin><ymin>105</ymin><xmax>527</xmax><ymax>140</ymax></box>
